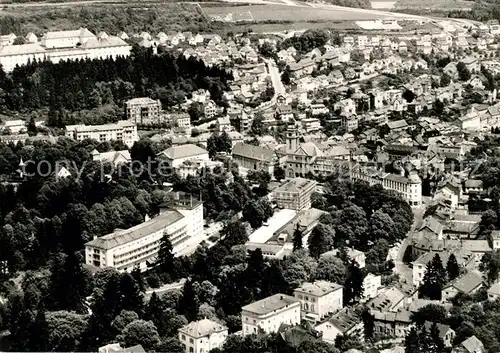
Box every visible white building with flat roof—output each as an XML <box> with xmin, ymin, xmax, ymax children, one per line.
<box><xmin>294</xmin><ymin>281</ymin><xmax>343</xmax><ymax>321</ymax></box>
<box><xmin>247</xmin><ymin>208</ymin><xmax>297</xmax><ymax>244</ymax></box>
<box><xmin>125</xmin><ymin>97</ymin><xmax>162</xmax><ymax>124</ymax></box>
<box><xmin>65</xmin><ymin>120</ymin><xmax>138</xmax><ymax>148</ymax></box>
<box><xmin>178</xmin><ymin>319</ymin><xmax>228</xmax><ymax>353</ymax></box>
<box><xmin>84</xmin><ymin>202</ymin><xmax>203</xmax><ymax>272</ymax></box>
<box><xmin>241</xmin><ymin>294</ymin><xmax>301</xmax><ymax>336</ymax></box>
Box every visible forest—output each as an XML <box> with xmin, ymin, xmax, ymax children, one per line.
<box><xmin>0</xmin><ymin>4</ymin><xmax>219</xmax><ymax>36</ymax></box>
<box><xmin>0</xmin><ymin>46</ymin><xmax>232</xmax><ymax>125</ymax></box>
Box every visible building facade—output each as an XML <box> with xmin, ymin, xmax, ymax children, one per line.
<box><xmin>65</xmin><ymin>121</ymin><xmax>138</xmax><ymax>148</ymax></box>
<box><xmin>273</xmin><ymin>177</ymin><xmax>317</xmax><ymax>211</ymax></box>
<box><xmin>294</xmin><ymin>281</ymin><xmax>343</xmax><ymax>321</ymax></box>
<box><xmin>178</xmin><ymin>319</ymin><xmax>228</xmax><ymax>353</ymax></box>
<box><xmin>84</xmin><ymin>202</ymin><xmax>203</xmax><ymax>272</ymax></box>
<box><xmin>125</xmin><ymin>97</ymin><xmax>162</xmax><ymax>124</ymax></box>
<box><xmin>241</xmin><ymin>294</ymin><xmax>301</xmax><ymax>336</ymax></box>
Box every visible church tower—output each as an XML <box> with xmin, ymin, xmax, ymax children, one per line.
<box><xmin>286</xmin><ymin>122</ymin><xmax>299</xmax><ymax>152</ymax></box>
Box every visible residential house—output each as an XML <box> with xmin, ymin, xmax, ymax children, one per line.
<box><xmin>315</xmin><ymin>308</ymin><xmax>363</xmax><ymax>345</ymax></box>
<box><xmin>178</xmin><ymin>319</ymin><xmax>228</xmax><ymax>353</ymax></box>
<box><xmin>294</xmin><ymin>281</ymin><xmax>343</xmax><ymax>322</ymax></box>
<box><xmin>423</xmin><ymin>321</ymin><xmax>455</xmax><ymax>348</ymax></box>
<box><xmin>452</xmin><ymin>335</ymin><xmax>485</xmax><ymax>353</ymax></box>
<box><xmin>371</xmin><ymin>310</ymin><xmax>413</xmax><ymax>338</ymax></box>
<box><xmin>276</xmin><ymin>105</ymin><xmax>294</xmax><ymax>122</ymax></box>
<box><xmin>441</xmin><ymin>271</ymin><xmax>484</xmax><ymax>302</ymax></box>
<box><xmin>157</xmin><ymin>144</ymin><xmax>209</xmax><ymax>168</ymax></box>
<box><xmin>241</xmin><ymin>294</ymin><xmax>301</xmax><ymax>336</ymax></box>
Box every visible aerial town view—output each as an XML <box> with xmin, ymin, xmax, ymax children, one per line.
<box><xmin>2</xmin><ymin>0</ymin><xmax>500</xmax><ymax>352</ymax></box>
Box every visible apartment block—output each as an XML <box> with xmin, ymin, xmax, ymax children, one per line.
<box><xmin>65</xmin><ymin>121</ymin><xmax>138</xmax><ymax>148</ymax></box>
<box><xmin>125</xmin><ymin>97</ymin><xmax>162</xmax><ymax>124</ymax></box>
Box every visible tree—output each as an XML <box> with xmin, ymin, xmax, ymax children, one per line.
<box><xmin>429</xmin><ymin>322</ymin><xmax>445</xmax><ymax>352</ymax></box>
<box><xmin>440</xmin><ymin>74</ymin><xmax>451</xmax><ymax>87</ymax></box>
<box><xmin>220</xmin><ymin>220</ymin><xmax>247</xmax><ymax>248</ymax></box>
<box><xmin>419</xmin><ymin>254</ymin><xmax>446</xmax><ymax>300</ymax></box>
<box><xmin>119</xmin><ymin>320</ymin><xmax>161</xmax><ymax>351</ymax></box>
<box><xmin>335</xmin><ymin>204</ymin><xmax>368</xmax><ymax>248</ymax></box>
<box><xmin>29</xmin><ymin>305</ymin><xmax>50</xmax><ymax>351</ymax></box>
<box><xmin>119</xmin><ymin>273</ymin><xmax>144</xmax><ymax>315</ymax></box>
<box><xmin>457</xmin><ymin>61</ymin><xmax>471</xmax><ymax>81</ymax></box>
<box><xmin>403</xmin><ymin>89</ymin><xmax>416</xmax><ymax>103</ymax></box>
<box><xmin>48</xmin><ymin>252</ymin><xmax>87</xmax><ymax>313</ymax></box>
<box><xmin>405</xmin><ymin>327</ymin><xmax>421</xmax><ymax>353</ymax></box>
<box><xmin>308</xmin><ymin>223</ymin><xmax>335</xmax><ymax>259</ymax></box>
<box><xmin>207</xmin><ymin>131</ymin><xmax>232</xmax><ymax>158</ymax></box>
<box><xmin>480</xmin><ymin>250</ymin><xmax>500</xmax><ymax>284</ymax></box>
<box><xmin>314</xmin><ymin>255</ymin><xmax>346</xmax><ymax>283</ymax></box>
<box><xmin>293</xmin><ymin>225</ymin><xmax>303</xmax><ymax>251</ymax></box>
<box><xmin>410</xmin><ymin>304</ymin><xmax>447</xmax><ymax>326</ymax></box>
<box><xmin>273</xmin><ymin>166</ymin><xmax>285</xmax><ymax>181</ymax></box>
<box><xmin>156</xmin><ymin>337</ymin><xmax>184</xmax><ymax>353</ymax></box>
<box><xmin>46</xmin><ymin>311</ymin><xmax>88</xmax><ymax>352</ymax></box>
<box><xmin>156</xmin><ymin>230</ymin><xmax>175</xmax><ymax>274</ymax></box>
<box><xmin>344</xmin><ymin>261</ymin><xmax>365</xmax><ymax>304</ymax></box>
<box><xmin>112</xmin><ymin>310</ymin><xmax>139</xmax><ymax>334</ymax></box>
<box><xmin>281</xmin><ymin>67</ymin><xmax>291</xmax><ymax>85</ymax></box>
<box><xmin>178</xmin><ymin>279</ymin><xmax>199</xmax><ymax>321</ymax></box>
<box><xmin>247</xmin><ymin>170</ymin><xmax>271</xmax><ymax>194</ymax></box>
<box><xmin>446</xmin><ymin>253</ymin><xmax>460</xmax><ymax>281</ymax></box>
<box><xmin>250</xmin><ymin>112</ymin><xmax>265</xmax><ymax>136</ymax></box>
<box><xmin>27</xmin><ymin>117</ymin><xmax>37</xmax><ymax>136</ymax></box>
<box><xmin>242</xmin><ymin>199</ymin><xmax>273</xmax><ymax>229</ymax></box>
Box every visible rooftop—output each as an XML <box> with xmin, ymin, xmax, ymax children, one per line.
<box><xmin>248</xmin><ymin>208</ymin><xmax>297</xmax><ymax>244</ymax></box>
<box><xmin>443</xmin><ymin>271</ymin><xmax>483</xmax><ymax>293</ymax></box>
<box><xmin>158</xmin><ymin>144</ymin><xmax>208</xmax><ymax>160</ymax></box>
<box><xmin>178</xmin><ymin>319</ymin><xmax>227</xmax><ymax>338</ymax></box>
<box><xmin>232</xmin><ymin>142</ymin><xmax>274</xmax><ymax>162</ymax></box>
<box><xmin>294</xmin><ymin>280</ymin><xmax>342</xmax><ymax>296</ymax></box>
<box><xmin>242</xmin><ymin>294</ymin><xmax>300</xmax><ymax>316</ymax></box>
<box><xmin>85</xmin><ymin>210</ymin><xmax>184</xmax><ymax>250</ymax></box>
<box><xmin>274</xmin><ymin>177</ymin><xmax>317</xmax><ymax>194</ymax></box>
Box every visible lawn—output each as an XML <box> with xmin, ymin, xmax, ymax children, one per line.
<box><xmin>201</xmin><ymin>3</ymin><xmax>392</xmax><ymax>22</ymax></box>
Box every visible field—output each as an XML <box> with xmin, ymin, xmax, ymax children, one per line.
<box><xmin>201</xmin><ymin>3</ymin><xmax>393</xmax><ymax>22</ymax></box>
<box><xmin>394</xmin><ymin>0</ymin><xmax>473</xmax><ymax>10</ymax></box>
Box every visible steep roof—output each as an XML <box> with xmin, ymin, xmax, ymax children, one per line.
<box><xmin>423</xmin><ymin>321</ymin><xmax>453</xmax><ymax>340</ymax></box>
<box><xmin>44</xmin><ymin>28</ymin><xmax>95</xmax><ymax>40</ymax></box>
<box><xmin>443</xmin><ymin>271</ymin><xmax>483</xmax><ymax>293</ymax></box>
<box><xmin>232</xmin><ymin>142</ymin><xmax>274</xmax><ymax>162</ymax></box>
<box><xmin>460</xmin><ymin>335</ymin><xmax>484</xmax><ymax>353</ymax></box>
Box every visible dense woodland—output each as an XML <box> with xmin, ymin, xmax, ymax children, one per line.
<box><xmin>0</xmin><ymin>46</ymin><xmax>232</xmax><ymax>126</ymax></box>
<box><xmin>0</xmin><ymin>4</ymin><xmax>219</xmax><ymax>36</ymax></box>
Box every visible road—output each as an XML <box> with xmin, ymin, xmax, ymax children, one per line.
<box><xmin>394</xmin><ymin>206</ymin><xmax>425</xmax><ymax>285</ymax></box>
<box><xmin>144</xmin><ymin>279</ymin><xmax>186</xmax><ymax>299</ymax></box>
<box><xmin>266</xmin><ymin>59</ymin><xmax>285</xmax><ymax>97</ymax></box>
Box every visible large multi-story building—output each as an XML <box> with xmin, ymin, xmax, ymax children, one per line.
<box><xmin>125</xmin><ymin>97</ymin><xmax>162</xmax><ymax>124</ymax></box>
<box><xmin>294</xmin><ymin>281</ymin><xmax>343</xmax><ymax>322</ymax></box>
<box><xmin>65</xmin><ymin>121</ymin><xmax>138</xmax><ymax>148</ymax></box>
<box><xmin>241</xmin><ymin>294</ymin><xmax>301</xmax><ymax>336</ymax></box>
<box><xmin>0</xmin><ymin>29</ymin><xmax>131</xmax><ymax>72</ymax></box>
<box><xmin>178</xmin><ymin>319</ymin><xmax>228</xmax><ymax>353</ymax></box>
<box><xmin>84</xmin><ymin>201</ymin><xmax>203</xmax><ymax>272</ymax></box>
<box><xmin>273</xmin><ymin>177</ymin><xmax>317</xmax><ymax>211</ymax></box>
